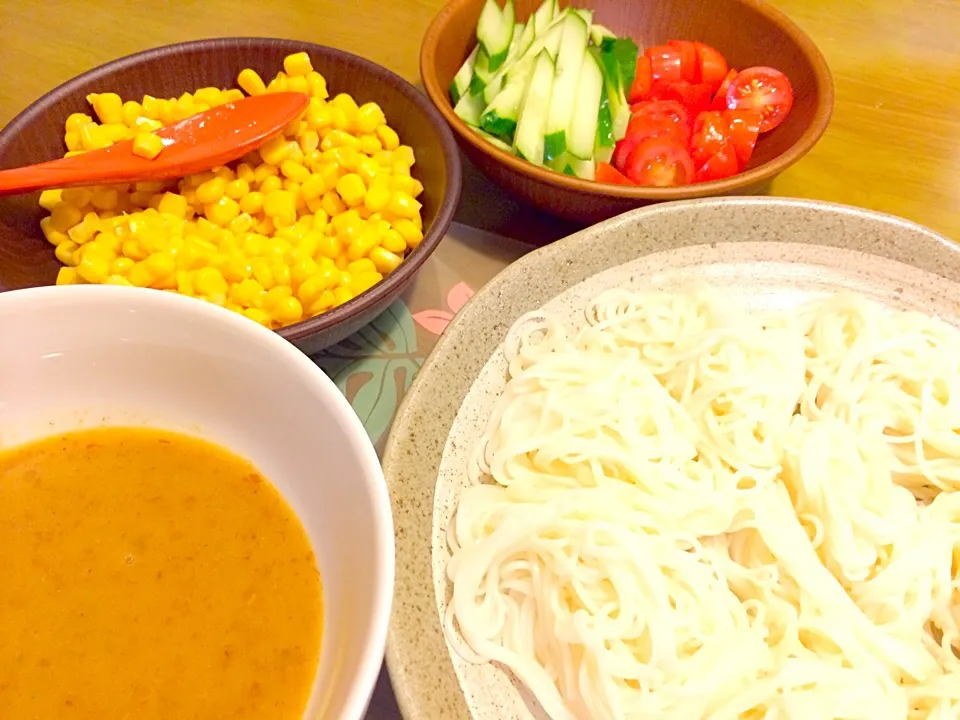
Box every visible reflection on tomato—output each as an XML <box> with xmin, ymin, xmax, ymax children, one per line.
<box><xmin>624</xmin><ymin>138</ymin><xmax>695</xmax><ymax>187</ymax></box>
<box><xmin>725</xmin><ymin>66</ymin><xmax>794</xmax><ymax>132</ymax></box>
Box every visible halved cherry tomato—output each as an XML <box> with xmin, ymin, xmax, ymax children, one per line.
<box><xmin>694</xmin><ymin>143</ymin><xmax>739</xmax><ymax>183</ymax></box>
<box><xmin>725</xmin><ymin>66</ymin><xmax>794</xmax><ymax>132</ymax></box>
<box><xmin>646</xmin><ymin>45</ymin><xmax>684</xmax><ymax>84</ymax></box>
<box><xmin>629</xmin><ymin>100</ymin><xmax>690</xmax><ymax>141</ymax></box>
<box><xmin>595</xmin><ymin>161</ymin><xmax>634</xmax><ymax>186</ymax></box>
<box><xmin>712</xmin><ymin>69</ymin><xmax>738</xmax><ymax>110</ymax></box>
<box><xmin>612</xmin><ymin>133</ymin><xmax>645</xmax><ymax>170</ymax></box>
<box><xmin>723</xmin><ymin>109</ymin><xmax>762</xmax><ymax>166</ymax></box>
<box><xmin>693</xmin><ymin>42</ymin><xmax>729</xmax><ymax>89</ymax></box>
<box><xmin>649</xmin><ymin>81</ymin><xmax>714</xmax><ymax>117</ymax></box>
<box><xmin>690</xmin><ymin>110</ymin><xmax>731</xmax><ymax>166</ymax></box>
<box><xmin>624</xmin><ymin>137</ymin><xmax>695</xmax><ymax>187</ymax></box>
<box><xmin>628</xmin><ymin>56</ymin><xmax>653</xmax><ymax>103</ymax></box>
<box><xmin>667</xmin><ymin>40</ymin><xmax>698</xmax><ymax>82</ymax></box>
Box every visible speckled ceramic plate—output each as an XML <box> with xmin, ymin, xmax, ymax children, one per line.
<box><xmin>382</xmin><ymin>197</ymin><xmax>960</xmax><ymax>720</ymax></box>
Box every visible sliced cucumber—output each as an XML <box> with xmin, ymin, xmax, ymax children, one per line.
<box><xmin>477</xmin><ymin>0</ymin><xmax>515</xmax><ymax>72</ymax></box>
<box><xmin>595</xmin><ymin>93</ymin><xmax>614</xmax><ymax>150</ymax></box>
<box><xmin>548</xmin><ymin>152</ymin><xmax>595</xmax><ymax>180</ymax></box>
<box><xmin>542</xmin><ymin>12</ymin><xmax>589</xmax><ymax>162</ymax></box>
<box><xmin>589</xmin><ymin>23</ymin><xmax>615</xmax><ymax>46</ymax></box>
<box><xmin>513</xmin><ymin>50</ymin><xmax>555</xmax><ymax>164</ymax></box>
<box><xmin>573</xmin><ymin>8</ymin><xmax>593</xmax><ymax>27</ymax></box>
<box><xmin>454</xmin><ymin>90</ymin><xmax>486</xmax><ymax>127</ymax></box>
<box><xmin>591</xmin><ymin>45</ymin><xmax>631</xmax><ymax>143</ymax></box>
<box><xmin>477</xmin><ymin>129</ymin><xmax>515</xmax><ymax>153</ymax></box>
<box><xmin>469</xmin><ymin>48</ymin><xmax>494</xmax><ymax>95</ymax></box>
<box><xmin>531</xmin><ymin>0</ymin><xmax>557</xmax><ymax>35</ymax></box>
<box><xmin>483</xmin><ymin>21</ymin><xmax>527</xmax><ymax>105</ymax></box>
<box><xmin>450</xmin><ymin>45</ymin><xmax>480</xmax><ymax>105</ymax></box>
<box><xmin>567</xmin><ymin>47</ymin><xmax>603</xmax><ymax>160</ymax></box>
<box><xmin>479</xmin><ymin>55</ymin><xmax>536</xmax><ymax>140</ymax></box>
<box><xmin>516</xmin><ymin>18</ymin><xmax>535</xmax><ymax>55</ymax></box>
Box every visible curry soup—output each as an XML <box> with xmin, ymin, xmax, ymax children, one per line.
<box><xmin>0</xmin><ymin>426</ymin><xmax>323</xmax><ymax>719</ymax></box>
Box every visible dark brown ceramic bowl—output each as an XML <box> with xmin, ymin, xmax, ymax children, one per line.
<box><xmin>421</xmin><ymin>0</ymin><xmax>833</xmax><ymax>224</ymax></box>
<box><xmin>0</xmin><ymin>38</ymin><xmax>461</xmax><ymax>354</ymax></box>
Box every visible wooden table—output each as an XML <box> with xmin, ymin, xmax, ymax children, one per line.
<box><xmin>2</xmin><ymin>2</ymin><xmax>959</xmax><ymax>718</ymax></box>
<box><xmin>2</xmin><ymin>0</ymin><xmax>958</xmax><ymax>243</ymax></box>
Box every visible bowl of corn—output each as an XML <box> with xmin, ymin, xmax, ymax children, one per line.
<box><xmin>0</xmin><ymin>38</ymin><xmax>462</xmax><ymax>353</ymax></box>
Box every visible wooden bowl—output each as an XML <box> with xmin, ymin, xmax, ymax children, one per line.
<box><xmin>421</xmin><ymin>0</ymin><xmax>833</xmax><ymax>224</ymax></box>
<box><xmin>0</xmin><ymin>38</ymin><xmax>462</xmax><ymax>354</ymax></box>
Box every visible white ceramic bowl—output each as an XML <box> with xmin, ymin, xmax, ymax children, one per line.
<box><xmin>0</xmin><ymin>285</ymin><xmax>394</xmax><ymax>720</ymax></box>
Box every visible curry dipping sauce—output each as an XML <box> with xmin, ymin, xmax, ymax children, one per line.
<box><xmin>0</xmin><ymin>427</ymin><xmax>323</xmax><ymax>719</ymax></box>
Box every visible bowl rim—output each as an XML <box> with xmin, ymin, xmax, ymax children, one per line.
<box><xmin>0</xmin><ymin>282</ymin><xmax>396</xmax><ymax>720</ymax></box>
<box><xmin>0</xmin><ymin>37</ymin><xmax>463</xmax><ymax>343</ymax></box>
<box><xmin>420</xmin><ymin>0</ymin><xmax>834</xmax><ymax>199</ymax></box>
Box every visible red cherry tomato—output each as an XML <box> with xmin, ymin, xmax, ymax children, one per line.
<box><xmin>725</xmin><ymin>66</ymin><xmax>794</xmax><ymax>132</ymax></box>
<box><xmin>694</xmin><ymin>143</ymin><xmax>739</xmax><ymax>183</ymax></box>
<box><xmin>612</xmin><ymin>133</ymin><xmax>645</xmax><ymax>170</ymax></box>
<box><xmin>693</xmin><ymin>42</ymin><xmax>729</xmax><ymax>89</ymax></box>
<box><xmin>723</xmin><ymin>109</ymin><xmax>762</xmax><ymax>166</ymax></box>
<box><xmin>690</xmin><ymin>110</ymin><xmax>731</xmax><ymax>166</ymax></box>
<box><xmin>649</xmin><ymin>81</ymin><xmax>714</xmax><ymax>117</ymax></box>
<box><xmin>646</xmin><ymin>45</ymin><xmax>684</xmax><ymax>84</ymax></box>
<box><xmin>667</xmin><ymin>40</ymin><xmax>698</xmax><ymax>82</ymax></box>
<box><xmin>595</xmin><ymin>161</ymin><xmax>634</xmax><ymax>186</ymax></box>
<box><xmin>623</xmin><ymin>137</ymin><xmax>695</xmax><ymax>187</ymax></box>
<box><xmin>628</xmin><ymin>56</ymin><xmax>653</xmax><ymax>103</ymax></box>
<box><xmin>630</xmin><ymin>100</ymin><xmax>690</xmax><ymax>135</ymax></box>
<box><xmin>712</xmin><ymin>69</ymin><xmax>738</xmax><ymax>110</ymax></box>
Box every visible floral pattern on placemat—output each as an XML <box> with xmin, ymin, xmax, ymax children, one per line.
<box><xmin>412</xmin><ymin>282</ymin><xmax>475</xmax><ymax>335</ymax></box>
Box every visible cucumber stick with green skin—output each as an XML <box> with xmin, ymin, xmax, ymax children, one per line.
<box><xmin>566</xmin><ymin>47</ymin><xmax>604</xmax><ymax>160</ymax></box>
<box><xmin>483</xmin><ymin>21</ymin><xmax>527</xmax><ymax>105</ymax></box>
<box><xmin>531</xmin><ymin>0</ymin><xmax>556</xmax><ymax>35</ymax></box>
<box><xmin>542</xmin><ymin>12</ymin><xmax>590</xmax><ymax>162</ymax></box>
<box><xmin>514</xmin><ymin>50</ymin><xmax>556</xmax><ymax>164</ymax></box>
<box><xmin>454</xmin><ymin>89</ymin><xmax>486</xmax><ymax>127</ymax></box>
<box><xmin>476</xmin><ymin>0</ymin><xmax>515</xmax><ymax>72</ymax></box>
<box><xmin>479</xmin><ymin>55</ymin><xmax>536</xmax><ymax>139</ymax></box>
<box><xmin>469</xmin><ymin>49</ymin><xmax>493</xmax><ymax>96</ymax></box>
<box><xmin>483</xmin><ymin>15</ymin><xmax>565</xmax><ymax>104</ymax></box>
<box><xmin>449</xmin><ymin>45</ymin><xmax>480</xmax><ymax>105</ymax></box>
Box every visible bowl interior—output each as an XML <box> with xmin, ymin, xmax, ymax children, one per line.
<box><xmin>428</xmin><ymin>0</ymin><xmax>827</xmax><ymax>181</ymax></box>
<box><xmin>0</xmin><ymin>38</ymin><xmax>457</xmax><ymax>314</ymax></box>
<box><xmin>0</xmin><ymin>285</ymin><xmax>393</xmax><ymax>720</ymax></box>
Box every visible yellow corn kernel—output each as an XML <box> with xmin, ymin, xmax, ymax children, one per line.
<box><xmin>298</xmin><ymin>128</ymin><xmax>320</xmax><ymax>153</ymax></box>
<box><xmin>376</xmin><ymin>124</ymin><xmax>400</xmax><ymax>151</ymax></box>
<box><xmin>120</xmin><ymin>100</ymin><xmax>144</xmax><ymax>126</ymax></box>
<box><xmin>39</xmin><ymin>189</ymin><xmax>63</xmax><ymax>212</ymax></box>
<box><xmin>258</xmin><ymin>135</ymin><xmax>289</xmax><ymax>165</ymax></box>
<box><xmin>55</xmin><ymin>240</ymin><xmax>79</xmax><ymax>266</ymax></box>
<box><xmin>119</xmin><ymin>238</ymin><xmax>145</xmax><ymax>261</ymax></box>
<box><xmin>253</xmin><ymin>161</ymin><xmax>280</xmax><ymax>184</ymax></box>
<box><xmin>373</xmin><ymin>150</ymin><xmax>393</xmax><ymax>167</ymax></box>
<box><xmin>230</xmin><ymin>278</ymin><xmax>266</xmax><ymax>309</ymax></box>
<box><xmin>363</xmin><ymin>183</ymin><xmax>391</xmax><ymax>213</ymax></box>
<box><xmin>259</xmin><ymin>175</ymin><xmax>284</xmax><ymax>195</ymax></box>
<box><xmin>65</xmin><ymin>112</ymin><xmax>93</xmax><ymax>132</ymax></box>
<box><xmin>192</xmin><ymin>87</ymin><xmax>221</xmax><ymax>107</ymax></box>
<box><xmin>153</xmin><ymin>192</ymin><xmax>186</xmax><ymax>218</ymax></box>
<box><xmin>263</xmin><ymin>189</ymin><xmax>296</xmax><ymax>219</ymax></box>
<box><xmin>133</xmin><ymin>116</ymin><xmax>164</xmax><ymax>133</ymax></box>
<box><xmin>335</xmin><ymin>174</ymin><xmax>366</xmax><ymax>207</ymax></box>
<box><xmin>205</xmin><ymin>196</ymin><xmax>241</xmax><ymax>226</ymax></box>
<box><xmin>346</xmin><ymin>228</ymin><xmax>380</xmax><ymax>261</ymax></box>
<box><xmin>110</xmin><ymin>257</ymin><xmax>135</xmax><ymax>276</ymax></box>
<box><xmin>101</xmin><ymin>123</ymin><xmax>133</xmax><ymax>143</ymax></box>
<box><xmin>88</xmin><ymin>92</ymin><xmax>123</xmax><ymax>124</ymax></box>
<box><xmin>321</xmin><ymin>129</ymin><xmax>358</xmax><ymax>151</ymax></box>
<box><xmin>280</xmin><ymin>159</ymin><xmax>310</xmax><ymax>183</ymax></box>
<box><xmin>104</xmin><ymin>274</ymin><xmax>133</xmax><ymax>287</ymax></box>
<box><xmin>250</xmin><ymin>257</ymin><xmax>276</xmax><ymax>289</ymax></box>
<box><xmin>213</xmin><ymin>165</ymin><xmax>236</xmax><ymax>182</ymax></box>
<box><xmin>392</xmin><ymin>160</ymin><xmax>411</xmax><ymax>176</ymax></box>
<box><xmin>355</xmin><ymin>102</ymin><xmax>386</xmax><ymax>134</ymax></box>
<box><xmin>347</xmin><ymin>258</ymin><xmax>376</xmax><ymax>275</ymax></box>
<box><xmin>355</xmin><ymin>157</ymin><xmax>380</xmax><ymax>185</ymax></box>
<box><xmin>221</xmin><ymin>88</ymin><xmax>244</xmax><ymax>104</ymax></box>
<box><xmin>195</xmin><ymin>176</ymin><xmax>227</xmax><ymax>204</ymax></box>
<box><xmin>237</xmin><ymin>191</ymin><xmax>264</xmax><ymax>216</ymax></box>
<box><xmin>387</xmin><ymin>191</ymin><xmax>421</xmax><ymax>219</ymax></box>
<box><xmin>394</xmin><ymin>145</ymin><xmax>416</xmax><ymax>166</ymax></box>
<box><xmin>357</xmin><ymin>134</ymin><xmax>382</xmax><ymax>155</ymax></box>
<box><xmin>228</xmin><ymin>212</ymin><xmax>255</xmax><ymax>235</ymax></box>
<box><xmin>306</xmin><ymin>98</ymin><xmax>334</xmax><ymax>130</ymax></box>
<box><xmin>77</xmin><ymin>254</ymin><xmax>110</xmax><ymax>284</ymax></box>
<box><xmin>392</xmin><ymin>219</ymin><xmax>423</xmax><ymax>248</ymax></box>
<box><xmin>320</xmin><ymin>191</ymin><xmax>347</xmax><ymax>218</ymax></box>
<box><xmin>241</xmin><ymin>307</ymin><xmax>271</xmax><ymax>327</ymax></box>
<box><xmin>301</xmin><ymin>172</ymin><xmax>330</xmax><ymax>202</ymax></box>
<box><xmin>299</xmin><ymin>70</ymin><xmax>326</xmax><ymax>100</ymax></box>
<box><xmin>219</xmin><ymin>253</ymin><xmax>252</xmax><ymax>283</ymax></box>
<box><xmin>283</xmin><ymin>51</ymin><xmax>313</xmax><ymax>77</ymax></box>
<box><xmin>238</xmin><ymin>68</ymin><xmax>267</xmax><ymax>96</ymax></box>
<box><xmin>380</xmin><ymin>229</ymin><xmax>407</xmax><ymax>254</ymax></box>
<box><xmin>331</xmin><ymin>209</ymin><xmax>361</xmax><ymax>233</ymax></box>
<box><xmin>297</xmin><ymin>265</ymin><xmax>338</xmax><ymax>304</ymax></box>
<box><xmin>132</xmin><ymin>131</ymin><xmax>164</xmax><ymax>160</ymax></box>
<box><xmin>311</xmin><ymin>210</ymin><xmax>329</xmax><ymax>231</ymax></box>
<box><xmin>88</xmin><ymin>187</ymin><xmax>119</xmax><ymax>211</ymax></box>
<box><xmin>331</xmin><ymin>91</ymin><xmax>359</xmax><ymax>117</ymax></box>
<box><xmin>315</xmin><ymin>232</ymin><xmax>342</xmax><ymax>260</ymax></box>
<box><xmin>332</xmin><ymin>286</ymin><xmax>354</xmax><ymax>307</ymax></box>
<box><xmin>236</xmin><ymin>163</ymin><xmax>256</xmax><ymax>185</ymax></box>
<box><xmin>67</xmin><ymin>212</ymin><xmax>101</xmax><ymax>244</ymax></box>
<box><xmin>41</xmin><ymin>216</ymin><xmax>69</xmax><ymax>246</ymax></box>
<box><xmin>348</xmin><ymin>270</ymin><xmax>383</xmax><ymax>295</ymax></box>
<box><xmin>221</xmin><ymin>178</ymin><xmax>248</xmax><ymax>201</ymax></box>
<box><xmin>369</xmin><ymin>246</ymin><xmax>404</xmax><ymax>274</ymax></box>
<box><xmin>286</xmin><ymin>75</ymin><xmax>310</xmax><ymax>96</ymax></box>
<box><xmin>79</xmin><ymin>123</ymin><xmax>111</xmax><ymax>150</ymax></box>
<box><xmin>290</xmin><ymin>256</ymin><xmax>320</xmax><ymax>288</ymax></box>
<box><xmin>318</xmin><ymin>160</ymin><xmax>343</xmax><ymax>189</ymax></box>
<box><xmin>56</xmin><ymin>266</ymin><xmax>80</xmax><ymax>285</ymax></box>
<box><xmin>192</xmin><ymin>266</ymin><xmax>228</xmax><ymax>297</ymax></box>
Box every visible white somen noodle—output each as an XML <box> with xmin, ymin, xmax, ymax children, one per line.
<box><xmin>444</xmin><ymin>287</ymin><xmax>960</xmax><ymax>720</ymax></box>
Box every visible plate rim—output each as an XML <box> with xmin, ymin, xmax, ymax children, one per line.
<box><xmin>382</xmin><ymin>196</ymin><xmax>960</xmax><ymax>720</ymax></box>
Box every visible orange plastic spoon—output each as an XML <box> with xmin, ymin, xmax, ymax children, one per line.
<box><xmin>0</xmin><ymin>92</ymin><xmax>310</xmax><ymax>196</ymax></box>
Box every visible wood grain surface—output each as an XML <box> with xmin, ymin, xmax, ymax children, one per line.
<box><xmin>1</xmin><ymin>0</ymin><xmax>957</xmax><ymax>242</ymax></box>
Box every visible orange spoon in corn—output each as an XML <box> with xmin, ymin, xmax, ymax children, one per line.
<box><xmin>0</xmin><ymin>92</ymin><xmax>310</xmax><ymax>196</ymax></box>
